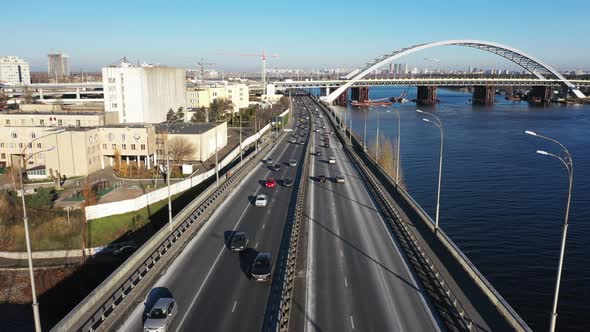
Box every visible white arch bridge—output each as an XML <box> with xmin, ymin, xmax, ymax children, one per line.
<box><xmin>305</xmin><ymin>40</ymin><xmax>587</xmax><ymax>103</ymax></box>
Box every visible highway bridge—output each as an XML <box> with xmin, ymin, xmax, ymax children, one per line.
<box><xmin>50</xmin><ymin>93</ymin><xmax>531</xmax><ymax>332</ymax></box>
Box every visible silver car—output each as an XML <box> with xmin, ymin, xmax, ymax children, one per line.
<box><xmin>289</xmin><ymin>160</ymin><xmax>297</xmax><ymax>167</ymax></box>
<box><xmin>144</xmin><ymin>297</ymin><xmax>176</xmax><ymax>332</ymax></box>
<box><xmin>255</xmin><ymin>194</ymin><xmax>268</xmax><ymax>207</ymax></box>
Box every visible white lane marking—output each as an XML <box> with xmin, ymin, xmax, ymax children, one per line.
<box><xmin>350</xmin><ymin>315</ymin><xmax>355</xmax><ymax>329</ymax></box>
<box><xmin>255</xmin><ymin>241</ymin><xmax>259</xmax><ymax>249</ymax></box>
<box><xmin>340</xmin><ymin>249</ymin><xmax>344</xmax><ymax>257</ymax></box>
<box><xmin>232</xmin><ymin>300</ymin><xmax>238</xmax><ymax>313</ymax></box>
<box><xmin>262</xmin><ymin>223</ymin><xmax>266</xmax><ymax>230</ymax></box>
<box><xmin>175</xmin><ymin>126</ymin><xmax>294</xmax><ymax>331</ymax></box>
<box><xmin>344</xmin><ymin>277</ymin><xmax>348</xmax><ymax>288</ymax></box>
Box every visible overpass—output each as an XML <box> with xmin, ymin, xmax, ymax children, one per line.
<box><xmin>1</xmin><ymin>82</ymin><xmax>103</xmax><ymax>102</ymax></box>
<box><xmin>49</xmin><ymin>93</ymin><xmax>532</xmax><ymax>332</ymax></box>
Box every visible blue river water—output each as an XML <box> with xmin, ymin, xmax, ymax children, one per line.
<box><xmin>327</xmin><ymin>86</ymin><xmax>590</xmax><ymax>331</ymax></box>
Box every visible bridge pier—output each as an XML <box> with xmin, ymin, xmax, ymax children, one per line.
<box><xmin>529</xmin><ymin>86</ymin><xmax>551</xmax><ymax>105</ymax></box>
<box><xmin>330</xmin><ymin>87</ymin><xmax>348</xmax><ymax>106</ymax></box>
<box><xmin>473</xmin><ymin>86</ymin><xmax>495</xmax><ymax>105</ymax></box>
<box><xmin>417</xmin><ymin>86</ymin><xmax>437</xmax><ymax>105</ymax></box>
<box><xmin>351</xmin><ymin>87</ymin><xmax>369</xmax><ymax>103</ymax></box>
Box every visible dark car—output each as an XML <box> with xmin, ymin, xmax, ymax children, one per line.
<box><xmin>251</xmin><ymin>253</ymin><xmax>273</xmax><ymax>281</ymax></box>
<box><xmin>317</xmin><ymin>175</ymin><xmax>327</xmax><ymax>182</ymax></box>
<box><xmin>229</xmin><ymin>232</ymin><xmax>248</xmax><ymax>252</ymax></box>
<box><xmin>316</xmin><ymin>151</ymin><xmax>322</xmax><ymax>156</ymax></box>
<box><xmin>283</xmin><ymin>177</ymin><xmax>294</xmax><ymax>187</ymax></box>
<box><xmin>272</xmin><ymin>164</ymin><xmax>281</xmax><ymax>171</ymax></box>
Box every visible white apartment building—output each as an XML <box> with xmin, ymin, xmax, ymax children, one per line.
<box><xmin>103</xmin><ymin>62</ymin><xmax>187</xmax><ymax>124</ymax></box>
<box><xmin>186</xmin><ymin>82</ymin><xmax>249</xmax><ymax>111</ymax></box>
<box><xmin>0</xmin><ymin>56</ymin><xmax>31</xmax><ymax>85</ymax></box>
<box><xmin>48</xmin><ymin>53</ymin><xmax>70</xmax><ymax>79</ymax></box>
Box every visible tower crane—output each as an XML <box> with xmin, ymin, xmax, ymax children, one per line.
<box><xmin>196</xmin><ymin>58</ymin><xmax>215</xmax><ymax>82</ymax></box>
<box><xmin>216</xmin><ymin>49</ymin><xmax>279</xmax><ymax>97</ymax></box>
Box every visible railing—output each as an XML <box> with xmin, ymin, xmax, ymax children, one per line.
<box><xmin>315</xmin><ymin>97</ymin><xmax>532</xmax><ymax>332</ymax></box>
<box><xmin>50</xmin><ymin>131</ymin><xmax>278</xmax><ymax>332</ymax></box>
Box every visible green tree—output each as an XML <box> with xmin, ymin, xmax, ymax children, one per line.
<box><xmin>190</xmin><ymin>107</ymin><xmax>207</xmax><ymax>122</ymax></box>
<box><xmin>166</xmin><ymin>108</ymin><xmax>176</xmax><ymax>121</ymax></box>
<box><xmin>209</xmin><ymin>98</ymin><xmax>233</xmax><ymax>121</ymax></box>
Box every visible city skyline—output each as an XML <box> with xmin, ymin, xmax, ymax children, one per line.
<box><xmin>2</xmin><ymin>0</ymin><xmax>589</xmax><ymax>72</ymax></box>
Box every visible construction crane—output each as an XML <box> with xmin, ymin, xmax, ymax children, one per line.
<box><xmin>217</xmin><ymin>49</ymin><xmax>279</xmax><ymax>97</ymax></box>
<box><xmin>195</xmin><ymin>58</ymin><xmax>215</xmax><ymax>82</ymax></box>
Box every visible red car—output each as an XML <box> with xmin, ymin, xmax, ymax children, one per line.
<box><xmin>265</xmin><ymin>178</ymin><xmax>277</xmax><ymax>188</ymax></box>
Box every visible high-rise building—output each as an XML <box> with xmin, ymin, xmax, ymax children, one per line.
<box><xmin>48</xmin><ymin>53</ymin><xmax>70</xmax><ymax>80</ymax></box>
<box><xmin>0</xmin><ymin>56</ymin><xmax>30</xmax><ymax>85</ymax></box>
<box><xmin>102</xmin><ymin>61</ymin><xmax>187</xmax><ymax>123</ymax></box>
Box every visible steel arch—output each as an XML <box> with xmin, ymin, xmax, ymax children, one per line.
<box><xmin>324</xmin><ymin>40</ymin><xmax>586</xmax><ymax>102</ymax></box>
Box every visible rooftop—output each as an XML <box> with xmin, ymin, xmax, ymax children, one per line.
<box><xmin>155</xmin><ymin>122</ymin><xmax>221</xmax><ymax>135</ymax></box>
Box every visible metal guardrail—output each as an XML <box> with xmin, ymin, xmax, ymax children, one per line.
<box><xmin>51</xmin><ymin>133</ymin><xmax>277</xmax><ymax>332</ymax></box>
<box><xmin>315</xmin><ymin>97</ymin><xmax>531</xmax><ymax>332</ymax></box>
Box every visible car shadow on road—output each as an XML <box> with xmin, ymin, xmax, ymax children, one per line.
<box><xmin>143</xmin><ymin>287</ymin><xmax>173</xmax><ymax>323</ymax></box>
<box><xmin>239</xmin><ymin>248</ymin><xmax>259</xmax><ymax>279</ymax></box>
<box><xmin>306</xmin><ymin>215</ymin><xmax>421</xmax><ymax>294</ymax></box>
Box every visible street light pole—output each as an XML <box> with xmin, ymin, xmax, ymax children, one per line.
<box><xmin>376</xmin><ymin>109</ymin><xmax>380</xmax><ymax>161</ymax></box>
<box><xmin>524</xmin><ymin>130</ymin><xmax>573</xmax><ymax>332</ymax></box>
<box><xmin>363</xmin><ymin>109</ymin><xmax>367</xmax><ymax>151</ymax></box>
<box><xmin>164</xmin><ymin>118</ymin><xmax>180</xmax><ymax>232</ymax></box>
<box><xmin>417</xmin><ymin>110</ymin><xmax>443</xmax><ymax>231</ymax></box>
<box><xmin>395</xmin><ymin>110</ymin><xmax>401</xmax><ymax>185</ymax></box>
<box><xmin>17</xmin><ymin>129</ymin><xmax>63</xmax><ymax>332</ymax></box>
<box><xmin>215</xmin><ymin>115</ymin><xmax>219</xmax><ymax>188</ymax></box>
<box><xmin>239</xmin><ymin>108</ymin><xmax>242</xmax><ymax>167</ymax></box>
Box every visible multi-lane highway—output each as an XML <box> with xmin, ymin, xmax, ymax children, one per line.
<box><xmin>298</xmin><ymin>96</ymin><xmax>442</xmax><ymax>331</ymax></box>
<box><xmin>118</xmin><ymin>97</ymin><xmax>310</xmax><ymax>331</ymax></box>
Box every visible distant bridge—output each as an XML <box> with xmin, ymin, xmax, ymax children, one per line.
<box><xmin>272</xmin><ymin>78</ymin><xmax>590</xmax><ymax>89</ymax></box>
<box><xmin>317</xmin><ymin>40</ymin><xmax>588</xmax><ymax>102</ymax></box>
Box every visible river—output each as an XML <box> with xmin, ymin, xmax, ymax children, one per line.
<box><xmin>328</xmin><ymin>86</ymin><xmax>590</xmax><ymax>331</ymax></box>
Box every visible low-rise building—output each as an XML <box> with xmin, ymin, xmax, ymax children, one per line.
<box><xmin>0</xmin><ymin>121</ymin><xmax>227</xmax><ymax>178</ymax></box>
<box><xmin>155</xmin><ymin>122</ymin><xmax>227</xmax><ymax>162</ymax></box>
<box><xmin>186</xmin><ymin>82</ymin><xmax>249</xmax><ymax>111</ymax></box>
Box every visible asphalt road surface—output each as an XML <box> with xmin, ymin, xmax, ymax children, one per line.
<box><xmin>301</xmin><ymin>96</ymin><xmax>443</xmax><ymax>332</ymax></box>
<box><xmin>118</xmin><ymin>98</ymin><xmax>310</xmax><ymax>332</ymax></box>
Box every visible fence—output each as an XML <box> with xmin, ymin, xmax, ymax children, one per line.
<box><xmin>85</xmin><ymin>124</ymin><xmax>270</xmax><ymax>220</ymax></box>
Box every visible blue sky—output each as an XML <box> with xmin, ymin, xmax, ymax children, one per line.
<box><xmin>2</xmin><ymin>0</ymin><xmax>589</xmax><ymax>72</ymax></box>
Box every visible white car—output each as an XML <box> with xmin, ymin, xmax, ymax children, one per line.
<box><xmin>144</xmin><ymin>297</ymin><xmax>177</xmax><ymax>332</ymax></box>
<box><xmin>255</xmin><ymin>194</ymin><xmax>268</xmax><ymax>207</ymax></box>
<box><xmin>265</xmin><ymin>157</ymin><xmax>273</xmax><ymax>164</ymax></box>
<box><xmin>329</xmin><ymin>157</ymin><xmax>336</xmax><ymax>164</ymax></box>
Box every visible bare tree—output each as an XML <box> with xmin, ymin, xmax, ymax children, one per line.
<box><xmin>373</xmin><ymin>135</ymin><xmax>406</xmax><ymax>189</ymax></box>
<box><xmin>0</xmin><ymin>91</ymin><xmax>7</xmax><ymax>110</ymax></box>
<box><xmin>168</xmin><ymin>137</ymin><xmax>196</xmax><ymax>164</ymax></box>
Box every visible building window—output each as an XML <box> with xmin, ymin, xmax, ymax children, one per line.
<box><xmin>36</xmin><ymin>143</ymin><xmax>42</xmax><ymax>149</ymax></box>
<box><xmin>58</xmin><ymin>119</ymin><xmax>63</xmax><ymax>126</ymax></box>
<box><xmin>108</xmin><ymin>77</ymin><xmax>115</xmax><ymax>83</ymax></box>
<box><xmin>89</xmin><ymin>159</ymin><xmax>92</xmax><ymax>165</ymax></box>
<box><xmin>19</xmin><ymin>143</ymin><xmax>23</xmax><ymax>149</ymax></box>
<box><xmin>112</xmin><ymin>144</ymin><xmax>116</xmax><ymax>150</ymax></box>
<box><xmin>121</xmin><ymin>134</ymin><xmax>125</xmax><ymax>141</ymax></box>
<box><xmin>103</xmin><ymin>144</ymin><xmax>107</xmax><ymax>149</ymax></box>
<box><xmin>131</xmin><ymin>144</ymin><xmax>136</xmax><ymax>150</ymax></box>
<box><xmin>122</xmin><ymin>144</ymin><xmax>127</xmax><ymax>150</ymax></box>
<box><xmin>11</xmin><ymin>132</ymin><xmax>17</xmax><ymax>139</ymax></box>
<box><xmin>0</xmin><ymin>153</ymin><xmax>5</xmax><ymax>159</ymax></box>
<box><xmin>141</xmin><ymin>144</ymin><xmax>146</xmax><ymax>150</ymax></box>
<box><xmin>30</xmin><ymin>133</ymin><xmax>36</xmax><ymax>139</ymax></box>
<box><xmin>40</xmin><ymin>119</ymin><xmax>45</xmax><ymax>126</ymax></box>
<box><xmin>111</xmin><ymin>103</ymin><xmax>117</xmax><ymax>108</ymax></box>
<box><xmin>0</xmin><ymin>143</ymin><xmax>3</xmax><ymax>148</ymax></box>
<box><xmin>76</xmin><ymin>120</ymin><xmax>81</xmax><ymax>127</ymax></box>
<box><xmin>27</xmin><ymin>143</ymin><xmax>32</xmax><ymax>148</ymax></box>
<box><xmin>5</xmin><ymin>120</ymin><xmax>10</xmax><ymax>125</ymax></box>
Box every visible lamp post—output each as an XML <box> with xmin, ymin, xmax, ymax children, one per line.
<box><xmin>416</xmin><ymin>109</ymin><xmax>443</xmax><ymax>231</ymax></box>
<box><xmin>215</xmin><ymin>114</ymin><xmax>219</xmax><ymax>188</ymax></box>
<box><xmin>239</xmin><ymin>108</ymin><xmax>243</xmax><ymax>167</ymax></box>
<box><xmin>386</xmin><ymin>109</ymin><xmax>401</xmax><ymax>185</ymax></box>
<box><xmin>18</xmin><ymin>127</ymin><xmax>64</xmax><ymax>332</ymax></box>
<box><xmin>363</xmin><ymin>109</ymin><xmax>367</xmax><ymax>151</ymax></box>
<box><xmin>524</xmin><ymin>130</ymin><xmax>573</xmax><ymax>332</ymax></box>
<box><xmin>164</xmin><ymin>117</ymin><xmax>181</xmax><ymax>232</ymax></box>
